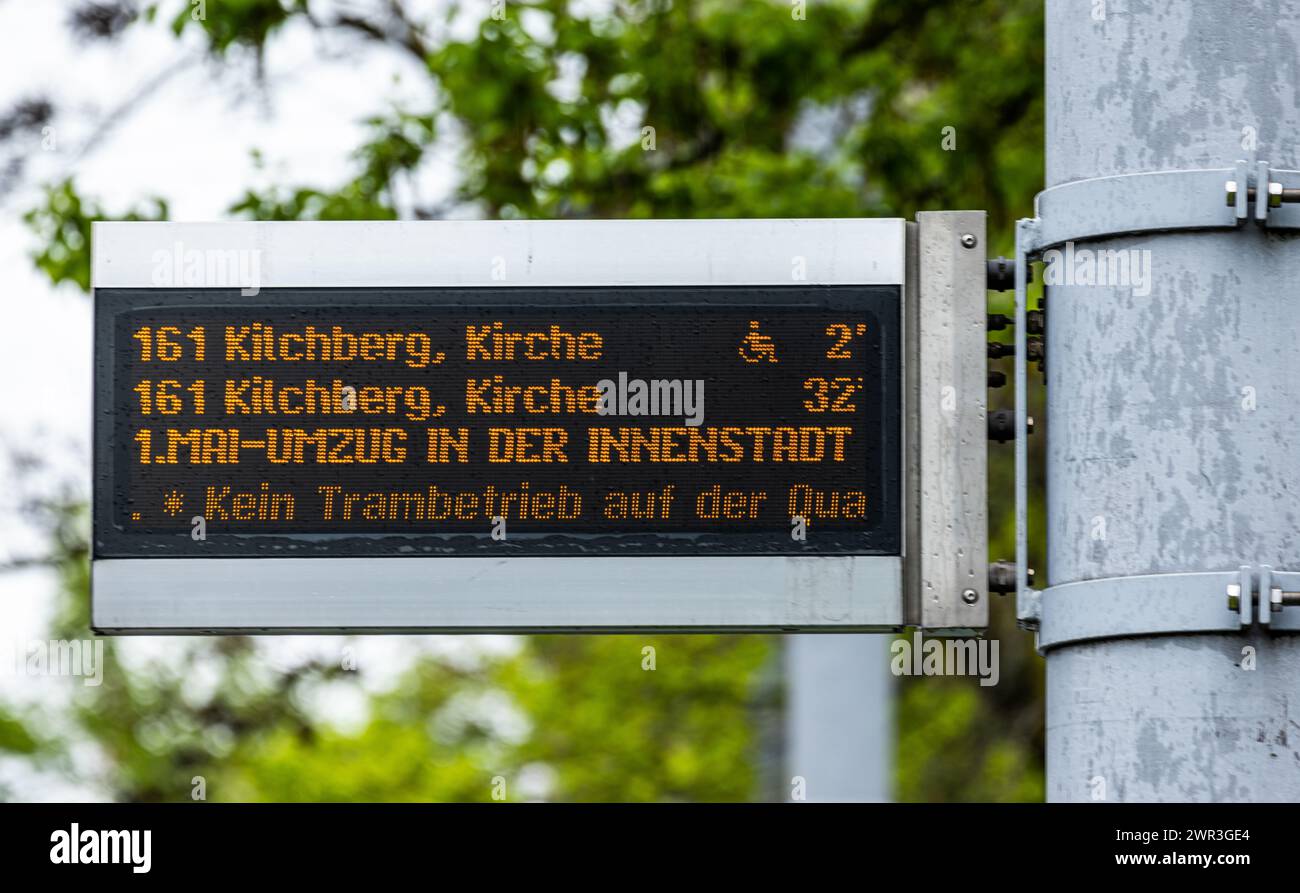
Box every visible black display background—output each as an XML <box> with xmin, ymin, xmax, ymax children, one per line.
<box><xmin>94</xmin><ymin>287</ymin><xmax>901</xmax><ymax>557</ymax></box>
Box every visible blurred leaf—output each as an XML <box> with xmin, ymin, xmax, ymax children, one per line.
<box><xmin>24</xmin><ymin>179</ymin><xmax>167</xmax><ymax>293</ymax></box>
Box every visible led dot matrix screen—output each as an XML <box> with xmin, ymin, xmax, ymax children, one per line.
<box><xmin>94</xmin><ymin>287</ymin><xmax>902</xmax><ymax>558</ymax></box>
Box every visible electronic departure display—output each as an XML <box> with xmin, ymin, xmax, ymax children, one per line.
<box><xmin>94</xmin><ymin>287</ymin><xmax>902</xmax><ymax>557</ymax></box>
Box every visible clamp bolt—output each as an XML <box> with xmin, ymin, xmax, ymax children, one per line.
<box><xmin>1225</xmin><ymin>181</ymin><xmax>1300</xmax><ymax>207</ymax></box>
<box><xmin>1226</xmin><ymin>582</ymin><xmax>1243</xmax><ymax>611</ymax></box>
<box><xmin>1270</xmin><ymin>588</ymin><xmax>1300</xmax><ymax>612</ymax></box>
<box><xmin>1226</xmin><ymin>583</ymin><xmax>1300</xmax><ymax>612</ymax></box>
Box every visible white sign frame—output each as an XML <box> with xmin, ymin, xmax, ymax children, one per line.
<box><xmin>90</xmin><ymin>217</ymin><xmax>985</xmax><ymax>634</ymax></box>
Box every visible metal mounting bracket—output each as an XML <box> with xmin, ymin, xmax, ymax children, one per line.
<box><xmin>1012</xmin><ymin>218</ymin><xmax>1038</xmax><ymax>630</ymax></box>
<box><xmin>1024</xmin><ymin>162</ymin><xmax>1300</xmax><ymax>255</ymax></box>
<box><xmin>1011</xmin><ymin>164</ymin><xmax>1300</xmax><ymax>631</ymax></box>
<box><xmin>1037</xmin><ymin>566</ymin><xmax>1300</xmax><ymax>653</ymax></box>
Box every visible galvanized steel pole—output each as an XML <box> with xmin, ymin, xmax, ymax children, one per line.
<box><xmin>1042</xmin><ymin>0</ymin><xmax>1300</xmax><ymax>801</ymax></box>
<box><xmin>786</xmin><ymin>636</ymin><xmax>892</xmax><ymax>802</ymax></box>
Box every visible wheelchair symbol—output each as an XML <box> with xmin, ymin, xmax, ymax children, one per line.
<box><xmin>739</xmin><ymin>320</ymin><xmax>779</xmax><ymax>363</ymax></box>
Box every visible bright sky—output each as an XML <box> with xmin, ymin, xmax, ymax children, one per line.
<box><xmin>0</xmin><ymin>0</ymin><xmax>521</xmax><ymax>801</ymax></box>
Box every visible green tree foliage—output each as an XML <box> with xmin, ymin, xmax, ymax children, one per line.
<box><xmin>507</xmin><ymin>636</ymin><xmax>772</xmax><ymax>801</ymax></box>
<box><xmin>24</xmin><ymin>179</ymin><xmax>167</xmax><ymax>292</ymax></box>
<box><xmin>14</xmin><ymin>0</ymin><xmax>1045</xmax><ymax>801</ymax></box>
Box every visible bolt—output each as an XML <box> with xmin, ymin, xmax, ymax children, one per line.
<box><xmin>961</xmin><ymin>233</ymin><xmax>978</xmax><ymax>249</ymax></box>
<box><xmin>1225</xmin><ymin>181</ymin><xmax>1300</xmax><ymax>207</ymax></box>
<box><xmin>985</xmin><ymin>257</ymin><xmax>1031</xmax><ymax>290</ymax></box>
<box><xmin>989</xmin><ymin>562</ymin><xmax>1035</xmax><ymax>593</ymax></box>
<box><xmin>1270</xmin><ymin>588</ymin><xmax>1300</xmax><ymax>611</ymax></box>
<box><xmin>988</xmin><ymin>410</ymin><xmax>1032</xmax><ymax>442</ymax></box>
<box><xmin>962</xmin><ymin>588</ymin><xmax>979</xmax><ymax>605</ymax></box>
<box><xmin>988</xmin><ymin>410</ymin><xmax>1015</xmax><ymax>442</ymax></box>
<box><xmin>989</xmin><ymin>561</ymin><xmax>1016</xmax><ymax>593</ymax></box>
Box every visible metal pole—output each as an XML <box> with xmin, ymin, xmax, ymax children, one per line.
<box><xmin>1044</xmin><ymin>0</ymin><xmax>1300</xmax><ymax>801</ymax></box>
<box><xmin>785</xmin><ymin>635</ymin><xmax>892</xmax><ymax>802</ymax></box>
